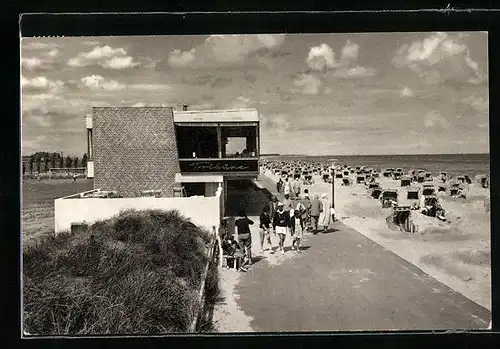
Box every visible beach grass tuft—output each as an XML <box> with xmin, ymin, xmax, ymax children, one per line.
<box><xmin>22</xmin><ymin>209</ymin><xmax>219</xmax><ymax>335</ymax></box>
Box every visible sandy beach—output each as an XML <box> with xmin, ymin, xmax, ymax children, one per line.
<box><xmin>263</xmin><ymin>168</ymin><xmax>491</xmax><ymax>311</ymax></box>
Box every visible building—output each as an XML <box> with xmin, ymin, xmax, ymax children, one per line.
<box><xmin>54</xmin><ymin>106</ymin><xmax>260</xmax><ymax>233</ymax></box>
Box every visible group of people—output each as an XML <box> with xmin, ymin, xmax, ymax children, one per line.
<box><xmin>218</xmin><ymin>183</ymin><xmax>336</xmax><ymax>272</ymax></box>
<box><xmin>219</xmin><ymin>213</ymin><xmax>254</xmax><ymax>272</ymax></box>
<box><xmin>259</xmin><ymin>189</ymin><xmax>336</xmax><ymax>256</ymax></box>
<box><xmin>276</xmin><ymin>177</ymin><xmax>302</xmax><ymax>200</ymax></box>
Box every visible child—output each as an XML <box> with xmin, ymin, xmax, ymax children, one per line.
<box><xmin>330</xmin><ymin>205</ymin><xmax>336</xmax><ymax>222</ymax></box>
<box><xmin>290</xmin><ymin>209</ymin><xmax>304</xmax><ymax>252</ymax></box>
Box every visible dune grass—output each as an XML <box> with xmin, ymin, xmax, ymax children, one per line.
<box><xmin>22</xmin><ymin>209</ymin><xmax>219</xmax><ymax>335</ymax></box>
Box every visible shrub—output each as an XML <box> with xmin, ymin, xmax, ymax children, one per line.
<box><xmin>23</xmin><ymin>209</ymin><xmax>218</xmax><ymax>335</ymax></box>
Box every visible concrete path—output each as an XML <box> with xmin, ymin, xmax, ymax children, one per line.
<box><xmin>224</xmin><ymin>175</ymin><xmax>491</xmax><ymax>331</ymax></box>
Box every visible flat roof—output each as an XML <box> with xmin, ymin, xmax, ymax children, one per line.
<box><xmin>173</xmin><ymin>108</ymin><xmax>259</xmax><ymax>123</ymax></box>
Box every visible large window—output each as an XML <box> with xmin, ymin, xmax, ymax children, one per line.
<box><xmin>221</xmin><ymin>126</ymin><xmax>257</xmax><ymax>158</ymax></box>
<box><xmin>176</xmin><ymin>126</ymin><xmax>218</xmax><ymax>159</ymax></box>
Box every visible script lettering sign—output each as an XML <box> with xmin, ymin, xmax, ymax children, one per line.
<box><xmin>179</xmin><ymin>160</ymin><xmax>258</xmax><ymax>173</ymax></box>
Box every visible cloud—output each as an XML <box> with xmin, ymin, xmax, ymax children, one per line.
<box><xmin>181</xmin><ymin>74</ymin><xmax>233</xmax><ymax>88</ymax></box>
<box><xmin>331</xmin><ymin>66</ymin><xmax>376</xmax><ymax>79</ymax></box>
<box><xmin>22</xmin><ymin>41</ymin><xmax>60</xmax><ymax>50</ymax></box>
<box><xmin>399</xmin><ymin>86</ymin><xmax>414</xmax><ymax>97</ymax></box>
<box><xmin>127</xmin><ymin>84</ymin><xmax>171</xmax><ymax>91</ymax></box>
<box><xmin>339</xmin><ymin>40</ymin><xmax>360</xmax><ymax>67</ymax></box>
<box><xmin>68</xmin><ymin>45</ymin><xmax>139</xmax><ymax>69</ymax></box>
<box><xmin>392</xmin><ymin>32</ymin><xmax>485</xmax><ymax>85</ymax></box>
<box><xmin>81</xmin><ymin>75</ymin><xmax>125</xmax><ymax>91</ymax></box>
<box><xmin>261</xmin><ymin>113</ymin><xmax>291</xmax><ymax>137</ymax></box>
<box><xmin>306</xmin><ymin>40</ymin><xmax>376</xmax><ymax>79</ymax></box>
<box><xmin>463</xmin><ymin>95</ymin><xmax>488</xmax><ymax>113</ymax></box>
<box><xmin>47</xmin><ymin>49</ymin><xmax>60</xmax><ymax>58</ymax></box>
<box><xmin>424</xmin><ymin>110</ymin><xmax>450</xmax><ymax>129</ymax></box>
<box><xmin>83</xmin><ymin>40</ymin><xmax>102</xmax><ymax>46</ymax></box>
<box><xmin>293</xmin><ymin>74</ymin><xmax>322</xmax><ymax>95</ymax></box>
<box><xmin>21</xmin><ymin>76</ymin><xmax>64</xmax><ymax>92</ymax></box>
<box><xmin>477</xmin><ymin>123</ymin><xmax>488</xmax><ymax>128</ymax></box>
<box><xmin>168</xmin><ymin>48</ymin><xmax>196</xmax><ymax>68</ymax></box>
<box><xmin>307</xmin><ymin>44</ymin><xmax>336</xmax><ymax>72</ymax></box>
<box><xmin>166</xmin><ymin>34</ymin><xmax>286</xmax><ymax>68</ymax></box>
<box><xmin>21</xmin><ymin>57</ymin><xmax>43</xmax><ymax>70</ymax></box>
<box><xmin>230</xmin><ymin>96</ymin><xmax>253</xmax><ymax>109</ymax></box>
<box><xmin>100</xmin><ymin>56</ymin><xmax>140</xmax><ymax>69</ymax></box>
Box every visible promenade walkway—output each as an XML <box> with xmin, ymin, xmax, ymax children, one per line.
<box><xmin>221</xmin><ymin>175</ymin><xmax>490</xmax><ymax>331</ymax></box>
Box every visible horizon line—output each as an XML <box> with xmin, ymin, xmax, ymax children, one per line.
<box><xmin>268</xmin><ymin>152</ymin><xmax>490</xmax><ymax>157</ymax></box>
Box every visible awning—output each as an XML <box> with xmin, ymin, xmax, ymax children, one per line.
<box><xmin>175</xmin><ymin>173</ymin><xmax>223</xmax><ymax>183</ymax></box>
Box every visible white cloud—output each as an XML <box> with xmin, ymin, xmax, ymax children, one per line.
<box><xmin>424</xmin><ymin>110</ymin><xmax>450</xmax><ymax>129</ymax></box>
<box><xmin>21</xmin><ymin>76</ymin><xmax>64</xmax><ymax>92</ymax></box>
<box><xmin>132</xmin><ymin>102</ymin><xmax>146</xmax><ymax>107</ymax></box>
<box><xmin>332</xmin><ymin>66</ymin><xmax>376</xmax><ymax>79</ymax></box>
<box><xmin>21</xmin><ymin>57</ymin><xmax>43</xmax><ymax>70</ymax></box>
<box><xmin>167</xmin><ymin>34</ymin><xmax>285</xmax><ymax>68</ymax></box>
<box><xmin>393</xmin><ymin>32</ymin><xmax>484</xmax><ymax>85</ymax></box>
<box><xmin>47</xmin><ymin>49</ymin><xmax>60</xmax><ymax>58</ymax></box>
<box><xmin>339</xmin><ymin>40</ymin><xmax>360</xmax><ymax>67</ymax></box>
<box><xmin>307</xmin><ymin>43</ymin><xmax>336</xmax><ymax>71</ymax></box>
<box><xmin>68</xmin><ymin>45</ymin><xmax>139</xmax><ymax>69</ymax></box>
<box><xmin>306</xmin><ymin>40</ymin><xmax>375</xmax><ymax>79</ymax></box>
<box><xmin>477</xmin><ymin>123</ymin><xmax>488</xmax><ymax>128</ymax></box>
<box><xmin>293</xmin><ymin>74</ymin><xmax>322</xmax><ymax>94</ymax></box>
<box><xmin>100</xmin><ymin>56</ymin><xmax>140</xmax><ymax>70</ymax></box>
<box><xmin>257</xmin><ymin>34</ymin><xmax>286</xmax><ymax>48</ymax></box>
<box><xmin>399</xmin><ymin>86</ymin><xmax>414</xmax><ymax>97</ymax></box>
<box><xmin>81</xmin><ymin>75</ymin><xmax>125</xmax><ymax>91</ymax></box>
<box><xmin>168</xmin><ymin>48</ymin><xmax>196</xmax><ymax>68</ymax></box>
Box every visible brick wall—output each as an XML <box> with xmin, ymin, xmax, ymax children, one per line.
<box><xmin>93</xmin><ymin>107</ymin><xmax>180</xmax><ymax>197</ymax></box>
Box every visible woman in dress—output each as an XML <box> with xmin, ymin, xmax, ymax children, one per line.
<box><xmin>318</xmin><ymin>193</ymin><xmax>331</xmax><ymax>233</ymax></box>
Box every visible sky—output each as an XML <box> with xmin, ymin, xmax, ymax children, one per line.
<box><xmin>21</xmin><ymin>32</ymin><xmax>489</xmax><ymax>156</ymax></box>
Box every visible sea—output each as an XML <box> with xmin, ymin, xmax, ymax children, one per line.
<box><xmin>263</xmin><ymin>153</ymin><xmax>490</xmax><ymax>178</ymax></box>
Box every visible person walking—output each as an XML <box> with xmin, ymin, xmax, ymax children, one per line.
<box><xmin>330</xmin><ymin>205</ymin><xmax>336</xmax><ymax>223</ymax></box>
<box><xmin>293</xmin><ymin>178</ymin><xmax>302</xmax><ymax>199</ymax></box>
<box><xmin>277</xmin><ymin>178</ymin><xmax>283</xmax><ymax>194</ymax></box>
<box><xmin>283</xmin><ymin>193</ymin><xmax>293</xmax><ymax>215</ymax></box>
<box><xmin>319</xmin><ymin>193</ymin><xmax>331</xmax><ymax>233</ymax></box>
<box><xmin>269</xmin><ymin>196</ymin><xmax>279</xmax><ymax>219</ymax></box>
<box><xmin>259</xmin><ymin>205</ymin><xmax>273</xmax><ymax>253</ymax></box>
<box><xmin>290</xmin><ymin>209</ymin><xmax>304</xmax><ymax>252</ymax></box>
<box><xmin>284</xmin><ymin>177</ymin><xmax>291</xmax><ymax>196</ymax></box>
<box><xmin>309</xmin><ymin>194</ymin><xmax>322</xmax><ymax>234</ymax></box>
<box><xmin>235</xmin><ymin>211</ymin><xmax>254</xmax><ymax>265</ymax></box>
<box><xmin>300</xmin><ymin>190</ymin><xmax>312</xmax><ymax>231</ymax></box>
<box><xmin>273</xmin><ymin>202</ymin><xmax>290</xmax><ymax>255</ymax></box>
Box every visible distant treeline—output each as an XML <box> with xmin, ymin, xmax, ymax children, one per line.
<box><xmin>22</xmin><ymin>151</ymin><xmax>88</xmax><ymax>174</ymax></box>
<box><xmin>261</xmin><ymin>153</ymin><xmax>281</xmax><ymax>157</ymax></box>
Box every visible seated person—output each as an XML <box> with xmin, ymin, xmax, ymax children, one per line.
<box><xmin>221</xmin><ymin>235</ymin><xmax>247</xmax><ymax>271</ymax></box>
